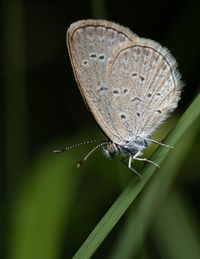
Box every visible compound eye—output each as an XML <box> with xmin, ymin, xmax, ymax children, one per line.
<box><xmin>102</xmin><ymin>143</ymin><xmax>118</xmax><ymax>159</ymax></box>
<box><xmin>106</xmin><ymin>143</ymin><xmax>118</xmax><ymax>158</ymax></box>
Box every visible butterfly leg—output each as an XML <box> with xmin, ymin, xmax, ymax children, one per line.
<box><xmin>145</xmin><ymin>138</ymin><xmax>174</xmax><ymax>149</ymax></box>
<box><xmin>128</xmin><ymin>156</ymin><xmax>142</xmax><ymax>180</ymax></box>
<box><xmin>133</xmin><ymin>151</ymin><xmax>160</xmax><ymax>168</ymax></box>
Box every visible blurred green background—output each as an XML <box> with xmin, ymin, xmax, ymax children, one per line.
<box><xmin>2</xmin><ymin>0</ymin><xmax>200</xmax><ymax>258</ymax></box>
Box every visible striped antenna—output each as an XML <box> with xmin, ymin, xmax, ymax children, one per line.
<box><xmin>76</xmin><ymin>141</ymin><xmax>109</xmax><ymax>168</ymax></box>
<box><xmin>53</xmin><ymin>139</ymin><xmax>104</xmax><ymax>153</ymax></box>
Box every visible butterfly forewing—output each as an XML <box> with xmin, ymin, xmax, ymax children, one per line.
<box><xmin>67</xmin><ymin>20</ymin><xmax>139</xmax><ymax>143</ymax></box>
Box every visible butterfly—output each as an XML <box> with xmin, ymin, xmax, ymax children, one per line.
<box><xmin>54</xmin><ymin>20</ymin><xmax>182</xmax><ymax>177</ymax></box>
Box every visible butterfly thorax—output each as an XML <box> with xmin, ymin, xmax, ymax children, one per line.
<box><xmin>103</xmin><ymin>136</ymin><xmax>148</xmax><ymax>159</ymax></box>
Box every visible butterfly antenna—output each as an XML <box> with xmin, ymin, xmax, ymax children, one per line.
<box><xmin>77</xmin><ymin>141</ymin><xmax>109</xmax><ymax>168</ymax></box>
<box><xmin>53</xmin><ymin>139</ymin><xmax>102</xmax><ymax>153</ymax></box>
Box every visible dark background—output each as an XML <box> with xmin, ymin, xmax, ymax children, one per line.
<box><xmin>1</xmin><ymin>0</ymin><xmax>200</xmax><ymax>258</ymax></box>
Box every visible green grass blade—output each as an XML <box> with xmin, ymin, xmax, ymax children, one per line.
<box><xmin>108</xmin><ymin>116</ymin><xmax>200</xmax><ymax>259</ymax></box>
<box><xmin>73</xmin><ymin>92</ymin><xmax>200</xmax><ymax>259</ymax></box>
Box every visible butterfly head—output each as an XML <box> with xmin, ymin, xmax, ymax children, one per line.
<box><xmin>103</xmin><ymin>136</ymin><xmax>149</xmax><ymax>159</ymax></box>
<box><xmin>103</xmin><ymin>142</ymin><xmax>119</xmax><ymax>159</ymax></box>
